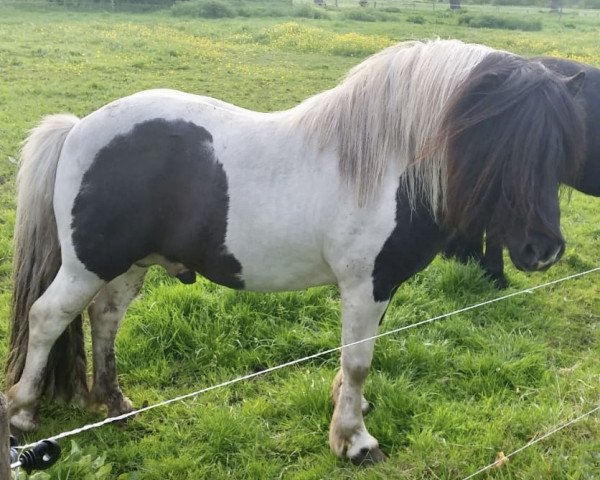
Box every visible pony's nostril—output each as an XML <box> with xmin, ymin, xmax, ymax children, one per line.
<box><xmin>543</xmin><ymin>244</ymin><xmax>564</xmax><ymax>264</ymax></box>
<box><xmin>523</xmin><ymin>241</ymin><xmax>564</xmax><ymax>270</ymax></box>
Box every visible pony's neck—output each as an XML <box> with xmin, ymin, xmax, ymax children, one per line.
<box><xmin>285</xmin><ymin>40</ymin><xmax>493</xmax><ymax>215</ymax></box>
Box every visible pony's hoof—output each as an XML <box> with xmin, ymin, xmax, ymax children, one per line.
<box><xmin>176</xmin><ymin>270</ymin><xmax>196</xmax><ymax>284</ymax></box>
<box><xmin>10</xmin><ymin>409</ymin><xmax>38</xmax><ymax>433</ymax></box>
<box><xmin>108</xmin><ymin>396</ymin><xmax>135</xmax><ymax>418</ymax></box>
<box><xmin>85</xmin><ymin>393</ymin><xmax>105</xmax><ymax>413</ymax></box>
<box><xmin>108</xmin><ymin>397</ymin><xmax>141</xmax><ymax>428</ymax></box>
<box><xmin>488</xmin><ymin>272</ymin><xmax>508</xmax><ymax>289</ymax></box>
<box><xmin>350</xmin><ymin>447</ymin><xmax>387</xmax><ymax>466</ymax></box>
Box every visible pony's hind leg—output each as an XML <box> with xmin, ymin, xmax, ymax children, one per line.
<box><xmin>329</xmin><ymin>282</ymin><xmax>389</xmax><ymax>465</ymax></box>
<box><xmin>8</xmin><ymin>266</ymin><xmax>104</xmax><ymax>431</ymax></box>
<box><xmin>87</xmin><ymin>266</ymin><xmax>147</xmax><ymax>417</ymax></box>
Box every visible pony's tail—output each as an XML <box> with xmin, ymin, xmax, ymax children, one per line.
<box><xmin>5</xmin><ymin>114</ymin><xmax>88</xmax><ymax>403</ymax></box>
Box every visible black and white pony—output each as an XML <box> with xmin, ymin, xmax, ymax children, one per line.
<box><xmin>444</xmin><ymin>57</ymin><xmax>598</xmax><ymax>288</ymax></box>
<box><xmin>6</xmin><ymin>40</ymin><xmax>586</xmax><ymax>464</ymax></box>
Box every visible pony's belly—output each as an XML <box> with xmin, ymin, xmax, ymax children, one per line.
<box><xmin>225</xmin><ymin>240</ymin><xmax>336</xmax><ymax>292</ymax></box>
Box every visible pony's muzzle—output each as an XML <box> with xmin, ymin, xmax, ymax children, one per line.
<box><xmin>515</xmin><ymin>238</ymin><xmax>565</xmax><ymax>271</ymax></box>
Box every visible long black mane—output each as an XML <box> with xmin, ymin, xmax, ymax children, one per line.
<box><xmin>443</xmin><ymin>55</ymin><xmax>596</xmax><ymax>287</ymax></box>
<box><xmin>440</xmin><ymin>52</ymin><xmax>586</xmax><ymax>235</ymax></box>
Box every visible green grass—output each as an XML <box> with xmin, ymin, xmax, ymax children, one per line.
<box><xmin>0</xmin><ymin>3</ymin><xmax>599</xmax><ymax>479</ymax></box>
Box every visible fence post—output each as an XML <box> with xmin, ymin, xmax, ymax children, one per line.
<box><xmin>0</xmin><ymin>393</ymin><xmax>10</xmax><ymax>478</ymax></box>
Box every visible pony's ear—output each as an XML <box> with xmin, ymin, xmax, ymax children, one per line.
<box><xmin>564</xmin><ymin>70</ymin><xmax>586</xmax><ymax>97</ymax></box>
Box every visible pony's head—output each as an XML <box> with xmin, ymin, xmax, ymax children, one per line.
<box><xmin>441</xmin><ymin>53</ymin><xmax>585</xmax><ymax>272</ymax></box>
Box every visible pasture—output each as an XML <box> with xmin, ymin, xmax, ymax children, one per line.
<box><xmin>0</xmin><ymin>1</ymin><xmax>599</xmax><ymax>478</ymax></box>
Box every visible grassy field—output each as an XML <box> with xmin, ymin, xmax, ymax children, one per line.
<box><xmin>1</xmin><ymin>1</ymin><xmax>599</xmax><ymax>479</ymax></box>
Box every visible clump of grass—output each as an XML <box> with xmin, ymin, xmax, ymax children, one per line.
<box><xmin>406</xmin><ymin>15</ymin><xmax>426</xmax><ymax>24</ymax></box>
<box><xmin>171</xmin><ymin>0</ymin><xmax>236</xmax><ymax>18</ymax></box>
<box><xmin>342</xmin><ymin>9</ymin><xmax>377</xmax><ymax>22</ymax></box>
<box><xmin>458</xmin><ymin>13</ymin><xmax>542</xmax><ymax>31</ymax></box>
<box><xmin>236</xmin><ymin>4</ymin><xmax>289</xmax><ymax>17</ymax></box>
<box><xmin>293</xmin><ymin>3</ymin><xmax>331</xmax><ymax>19</ymax></box>
<box><xmin>343</xmin><ymin>8</ymin><xmax>399</xmax><ymax>22</ymax></box>
<box><xmin>436</xmin><ymin>9</ymin><xmax>459</xmax><ymax>19</ymax></box>
<box><xmin>172</xmin><ymin>0</ymin><xmax>331</xmax><ymax>19</ymax></box>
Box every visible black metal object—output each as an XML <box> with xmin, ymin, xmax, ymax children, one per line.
<box><xmin>10</xmin><ymin>436</ymin><xmax>61</xmax><ymax>474</ymax></box>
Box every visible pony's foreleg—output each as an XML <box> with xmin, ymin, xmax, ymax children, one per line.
<box><xmin>87</xmin><ymin>266</ymin><xmax>147</xmax><ymax>417</ymax></box>
<box><xmin>482</xmin><ymin>234</ymin><xmax>507</xmax><ymax>288</ymax></box>
<box><xmin>8</xmin><ymin>267</ymin><xmax>104</xmax><ymax>431</ymax></box>
<box><xmin>332</xmin><ymin>370</ymin><xmax>370</xmax><ymax>415</ymax></box>
<box><xmin>329</xmin><ymin>283</ymin><xmax>388</xmax><ymax>465</ymax></box>
<box><xmin>443</xmin><ymin>230</ymin><xmax>484</xmax><ymax>264</ymax></box>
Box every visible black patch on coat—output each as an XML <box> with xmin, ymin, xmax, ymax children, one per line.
<box><xmin>372</xmin><ymin>191</ymin><xmax>446</xmax><ymax>303</ymax></box>
<box><xmin>71</xmin><ymin>118</ymin><xmax>244</xmax><ymax>289</ymax></box>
